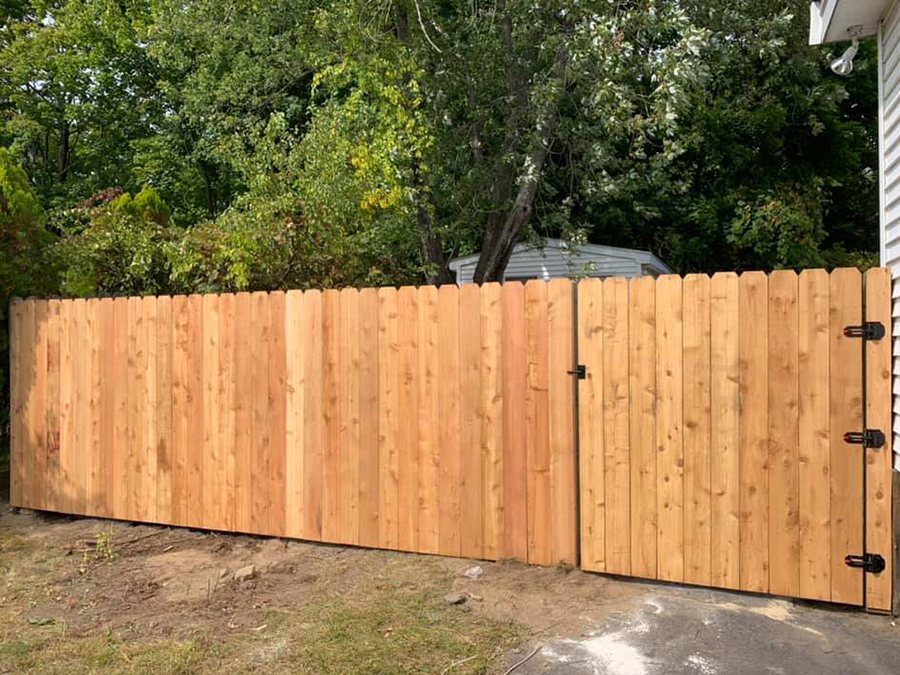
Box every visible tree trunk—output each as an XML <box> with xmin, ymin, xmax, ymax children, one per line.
<box><xmin>57</xmin><ymin>122</ymin><xmax>70</xmax><ymax>182</ymax></box>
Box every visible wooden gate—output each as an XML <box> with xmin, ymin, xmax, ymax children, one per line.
<box><xmin>577</xmin><ymin>269</ymin><xmax>893</xmax><ymax>611</ymax></box>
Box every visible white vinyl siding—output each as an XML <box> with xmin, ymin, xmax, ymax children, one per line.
<box><xmin>880</xmin><ymin>0</ymin><xmax>900</xmax><ymax>470</ymax></box>
<box><xmin>449</xmin><ymin>240</ymin><xmax>671</xmax><ymax>286</ymax></box>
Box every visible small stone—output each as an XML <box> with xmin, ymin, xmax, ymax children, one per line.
<box><xmin>443</xmin><ymin>592</ymin><xmax>468</xmax><ymax>606</ymax></box>
<box><xmin>462</xmin><ymin>565</ymin><xmax>484</xmax><ymax>580</ymax></box>
<box><xmin>234</xmin><ymin>565</ymin><xmax>257</xmax><ymax>582</ymax></box>
<box><xmin>218</xmin><ymin>568</ymin><xmax>231</xmax><ymax>580</ymax></box>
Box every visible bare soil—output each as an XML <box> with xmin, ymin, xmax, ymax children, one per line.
<box><xmin>0</xmin><ymin>503</ymin><xmax>642</xmax><ymax>673</ymax></box>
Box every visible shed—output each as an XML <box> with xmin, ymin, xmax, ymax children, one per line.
<box><xmin>448</xmin><ymin>239</ymin><xmax>672</xmax><ymax>286</ymax></box>
<box><xmin>809</xmin><ymin>0</ymin><xmax>900</xmax><ymax>472</ymax></box>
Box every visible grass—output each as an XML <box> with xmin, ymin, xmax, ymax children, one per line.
<box><xmin>0</xmin><ymin>529</ymin><xmax>522</xmax><ymax>675</ymax></box>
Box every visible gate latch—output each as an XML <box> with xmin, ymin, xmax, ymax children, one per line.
<box><xmin>843</xmin><ymin>322</ymin><xmax>886</xmax><ymax>341</ymax></box>
<box><xmin>843</xmin><ymin>429</ymin><xmax>886</xmax><ymax>449</ymax></box>
<box><xmin>568</xmin><ymin>365</ymin><xmax>587</xmax><ymax>380</ymax></box>
<box><xmin>845</xmin><ymin>553</ymin><xmax>886</xmax><ymax>575</ymax></box>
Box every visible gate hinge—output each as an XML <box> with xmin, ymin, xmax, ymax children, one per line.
<box><xmin>845</xmin><ymin>553</ymin><xmax>886</xmax><ymax>575</ymax></box>
<box><xmin>843</xmin><ymin>429</ymin><xmax>886</xmax><ymax>449</ymax></box>
<box><xmin>568</xmin><ymin>365</ymin><xmax>587</xmax><ymax>380</ymax></box>
<box><xmin>843</xmin><ymin>321</ymin><xmax>885</xmax><ymax>341</ymax></box>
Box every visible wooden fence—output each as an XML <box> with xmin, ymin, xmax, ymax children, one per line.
<box><xmin>577</xmin><ymin>269</ymin><xmax>893</xmax><ymax>611</ymax></box>
<box><xmin>8</xmin><ymin>282</ymin><xmax>578</xmax><ymax>566</ymax></box>
<box><xmin>8</xmin><ymin>269</ymin><xmax>894</xmax><ymax>611</ymax></box>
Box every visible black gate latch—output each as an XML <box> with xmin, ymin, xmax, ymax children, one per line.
<box><xmin>568</xmin><ymin>365</ymin><xmax>587</xmax><ymax>380</ymax></box>
<box><xmin>843</xmin><ymin>429</ymin><xmax>886</xmax><ymax>449</ymax></box>
<box><xmin>843</xmin><ymin>322</ymin><xmax>886</xmax><ymax>340</ymax></box>
<box><xmin>845</xmin><ymin>553</ymin><xmax>886</xmax><ymax>575</ymax></box>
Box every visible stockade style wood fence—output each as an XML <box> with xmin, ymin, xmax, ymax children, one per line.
<box><xmin>8</xmin><ymin>269</ymin><xmax>894</xmax><ymax>612</ymax></box>
<box><xmin>8</xmin><ymin>282</ymin><xmax>577</xmax><ymax>566</ymax></box>
<box><xmin>578</xmin><ymin>269</ymin><xmax>893</xmax><ymax>612</ymax></box>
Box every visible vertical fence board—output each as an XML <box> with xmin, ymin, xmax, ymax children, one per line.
<box><xmin>525</xmin><ymin>281</ymin><xmax>551</xmax><ymax>566</ymax></box>
<box><xmin>46</xmin><ymin>300</ymin><xmax>61</xmax><ymax>513</ymax></box>
<box><xmin>145</xmin><ymin>297</ymin><xmax>159</xmax><ymax>523</ymax></box>
<box><xmin>339</xmin><ymin>289</ymin><xmax>361</xmax><ymax>546</ymax></box>
<box><xmin>31</xmin><ymin>301</ymin><xmax>48</xmax><ymax>511</ymax></box>
<box><xmin>8</xmin><ymin>300</ymin><xmax>24</xmax><ymax>507</ymax></box>
<box><xmin>459</xmin><ymin>284</ymin><xmax>484</xmax><ymax>559</ymax></box>
<box><xmin>358</xmin><ymin>288</ymin><xmax>380</xmax><ymax>548</ymax></box>
<box><xmin>217</xmin><ymin>294</ymin><xmax>235</xmax><ymax>532</ymax></box>
<box><xmin>269</xmin><ymin>292</ymin><xmax>287</xmax><ymax>537</ymax></box>
<box><xmin>548</xmin><ymin>280</ymin><xmax>577</xmax><ymax>565</ymax></box>
<box><xmin>250</xmin><ymin>293</ymin><xmax>270</xmax><ymax>535</ymax></box>
<box><xmin>829</xmin><ymin>268</ymin><xmax>864</xmax><ymax>606</ymax></box>
<box><xmin>284</xmin><ymin>291</ymin><xmax>305</xmax><ymax>539</ymax></box>
<box><xmin>96</xmin><ymin>299</ymin><xmax>113</xmax><ymax>519</ymax></box>
<box><xmin>798</xmin><ymin>270</ymin><xmax>831</xmax><ymax>601</ymax></box>
<box><xmin>739</xmin><ymin>272</ymin><xmax>769</xmax><ymax>594</ymax></box>
<box><xmin>156</xmin><ymin>296</ymin><xmax>173</xmax><ymax>525</ymax></box>
<box><xmin>710</xmin><ymin>273</ymin><xmax>740</xmax><ymax>590</ymax></box>
<box><xmin>768</xmin><ymin>271</ymin><xmax>800</xmax><ymax>598</ymax></box>
<box><xmin>233</xmin><ymin>293</ymin><xmax>253</xmax><ymax>533</ymax></box>
<box><xmin>73</xmin><ymin>299</ymin><xmax>89</xmax><ymax>515</ymax></box>
<box><xmin>112</xmin><ymin>298</ymin><xmax>129</xmax><ymax>521</ymax></box>
<box><xmin>303</xmin><ymin>290</ymin><xmax>324</xmax><ymax>540</ymax></box>
<box><xmin>578</xmin><ymin>279</ymin><xmax>604</xmax><ymax>572</ymax></box>
<box><xmin>88</xmin><ymin>299</ymin><xmax>104</xmax><ymax>516</ymax></box>
<box><xmin>683</xmin><ymin>275</ymin><xmax>712</xmax><ymax>587</ymax></box>
<box><xmin>656</xmin><ymin>276</ymin><xmax>684</xmax><ymax>583</ymax></box>
<box><xmin>322</xmin><ymin>290</ymin><xmax>342</xmax><ymax>543</ymax></box>
<box><xmin>170</xmin><ymin>296</ymin><xmax>188</xmax><ymax>526</ymax></box>
<box><xmin>629</xmin><ymin>277</ymin><xmax>657</xmax><ymax>579</ymax></box>
<box><xmin>864</xmin><ymin>268</ymin><xmax>893</xmax><ymax>612</ymax></box>
<box><xmin>397</xmin><ymin>287</ymin><xmax>420</xmax><ymax>553</ymax></box>
<box><xmin>125</xmin><ymin>298</ymin><xmax>142</xmax><ymax>521</ymax></box>
<box><xmin>417</xmin><ymin>286</ymin><xmax>441</xmax><ymax>554</ymax></box>
<box><xmin>438</xmin><ymin>285</ymin><xmax>461</xmax><ymax>557</ymax></box>
<box><xmin>603</xmin><ymin>278</ymin><xmax>631</xmax><ymax>575</ymax></box>
<box><xmin>378</xmin><ymin>288</ymin><xmax>400</xmax><ymax>550</ymax></box>
<box><xmin>202</xmin><ymin>295</ymin><xmax>220</xmax><ymax>530</ymax></box>
<box><xmin>186</xmin><ymin>296</ymin><xmax>204</xmax><ymax>528</ymax></box>
<box><xmin>481</xmin><ymin>283</ymin><xmax>504</xmax><ymax>561</ymax></box>
<box><xmin>501</xmin><ymin>283</ymin><xmax>528</xmax><ymax>562</ymax></box>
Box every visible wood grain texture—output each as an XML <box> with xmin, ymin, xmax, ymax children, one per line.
<box><xmin>155</xmin><ymin>296</ymin><xmax>173</xmax><ymax>525</ymax></box>
<box><xmin>629</xmin><ymin>277</ymin><xmax>657</xmax><ymax>579</ymax></box>
<box><xmin>302</xmin><ymin>290</ymin><xmax>323</xmax><ymax>540</ymax></box>
<box><xmin>768</xmin><ymin>271</ymin><xmax>800</xmax><ymax>598</ymax></box>
<box><xmin>417</xmin><ymin>285</ymin><xmax>441</xmax><ymax>554</ymax></box>
<box><xmin>656</xmin><ymin>276</ymin><xmax>684</xmax><ymax>583</ymax></box>
<box><xmin>250</xmin><ymin>292</ymin><xmax>271</xmax><ymax>535</ymax></box>
<box><xmin>459</xmin><ymin>284</ymin><xmax>484</xmax><ymax>559</ymax></box>
<box><xmin>87</xmin><ymin>299</ymin><xmax>104</xmax><ymax>517</ymax></box>
<box><xmin>710</xmin><ymin>273</ymin><xmax>740</xmax><ymax>590</ymax></box>
<box><xmin>186</xmin><ymin>295</ymin><xmax>204</xmax><ymax>529</ymax></box>
<box><xmin>438</xmin><ymin>284</ymin><xmax>461</xmax><ymax>557</ymax></box>
<box><xmin>480</xmin><ymin>283</ymin><xmax>504</xmax><ymax>561</ymax></box>
<box><xmin>357</xmin><ymin>288</ymin><xmax>380</xmax><ymax>548</ymax></box>
<box><xmin>202</xmin><ymin>294</ymin><xmax>221</xmax><ymax>530</ymax></box>
<box><xmin>525</xmin><ymin>281</ymin><xmax>551</xmax><ymax>566</ymax></box>
<box><xmin>31</xmin><ymin>301</ymin><xmax>48</xmax><ymax>512</ymax></box>
<box><xmin>322</xmin><ymin>289</ymin><xmax>342</xmax><ymax>543</ymax></box>
<box><xmin>501</xmin><ymin>282</ymin><xmax>528</xmax><ymax>562</ymax></box>
<box><xmin>72</xmin><ymin>299</ymin><xmax>88</xmax><ymax>515</ymax></box>
<box><xmin>46</xmin><ymin>299</ymin><xmax>62</xmax><ymax>514</ymax></box>
<box><xmin>397</xmin><ymin>287</ymin><xmax>420</xmax><ymax>553</ymax></box>
<box><xmin>683</xmin><ymin>275</ymin><xmax>711</xmax><ymax>587</ymax></box>
<box><xmin>233</xmin><ymin>293</ymin><xmax>253</xmax><ymax>534</ymax></box>
<box><xmin>548</xmin><ymin>279</ymin><xmax>576</xmax><ymax>565</ymax></box>
<box><xmin>339</xmin><ymin>289</ymin><xmax>361</xmax><ymax>546</ymax></box>
<box><xmin>603</xmin><ymin>277</ymin><xmax>630</xmax><ymax>575</ymax></box>
<box><xmin>8</xmin><ymin>300</ymin><xmax>24</xmax><ymax>507</ymax></box>
<box><xmin>577</xmin><ymin>279</ymin><xmax>604</xmax><ymax>572</ymax></box>
<box><xmin>377</xmin><ymin>287</ymin><xmax>400</xmax><ymax>550</ymax></box>
<box><xmin>829</xmin><ymin>269</ymin><xmax>863</xmax><ymax>606</ymax></box>
<box><xmin>798</xmin><ymin>270</ymin><xmax>831</xmax><ymax>601</ymax></box>
<box><xmin>284</xmin><ymin>290</ymin><xmax>305</xmax><ymax>539</ymax></box>
<box><xmin>217</xmin><ymin>294</ymin><xmax>235</xmax><ymax>532</ymax></box>
<box><xmin>864</xmin><ymin>268</ymin><xmax>892</xmax><ymax>612</ymax></box>
<box><xmin>112</xmin><ymin>298</ymin><xmax>129</xmax><ymax>521</ymax></box>
<box><xmin>268</xmin><ymin>292</ymin><xmax>287</xmax><ymax>537</ymax></box>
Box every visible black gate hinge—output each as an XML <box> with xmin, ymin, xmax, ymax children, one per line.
<box><xmin>843</xmin><ymin>429</ymin><xmax>886</xmax><ymax>449</ymax></box>
<box><xmin>843</xmin><ymin>322</ymin><xmax>886</xmax><ymax>341</ymax></box>
<box><xmin>568</xmin><ymin>365</ymin><xmax>587</xmax><ymax>380</ymax></box>
<box><xmin>845</xmin><ymin>553</ymin><xmax>886</xmax><ymax>575</ymax></box>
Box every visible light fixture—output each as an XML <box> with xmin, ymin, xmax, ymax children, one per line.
<box><xmin>831</xmin><ymin>38</ymin><xmax>859</xmax><ymax>76</ymax></box>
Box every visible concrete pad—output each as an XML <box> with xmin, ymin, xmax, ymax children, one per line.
<box><xmin>506</xmin><ymin>585</ymin><xmax>900</xmax><ymax>675</ymax></box>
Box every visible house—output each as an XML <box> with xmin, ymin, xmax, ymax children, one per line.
<box><xmin>809</xmin><ymin>0</ymin><xmax>900</xmax><ymax>472</ymax></box>
<box><xmin>448</xmin><ymin>239</ymin><xmax>671</xmax><ymax>286</ymax></box>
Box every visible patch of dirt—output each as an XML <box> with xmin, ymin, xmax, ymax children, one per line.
<box><xmin>0</xmin><ymin>504</ymin><xmax>641</xmax><ymax>644</ymax></box>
